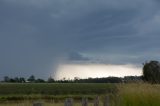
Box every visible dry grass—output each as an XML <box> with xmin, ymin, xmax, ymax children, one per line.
<box><xmin>117</xmin><ymin>83</ymin><xmax>160</xmax><ymax>106</ymax></box>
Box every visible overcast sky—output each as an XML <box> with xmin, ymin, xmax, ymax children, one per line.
<box><xmin>0</xmin><ymin>0</ymin><xmax>160</xmax><ymax>79</ymax></box>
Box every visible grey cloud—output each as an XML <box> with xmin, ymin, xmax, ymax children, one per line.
<box><xmin>68</xmin><ymin>52</ymin><xmax>90</xmax><ymax>61</ymax></box>
<box><xmin>0</xmin><ymin>0</ymin><xmax>160</xmax><ymax>78</ymax></box>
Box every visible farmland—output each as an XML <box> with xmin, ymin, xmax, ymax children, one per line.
<box><xmin>0</xmin><ymin>83</ymin><xmax>160</xmax><ymax>106</ymax></box>
<box><xmin>0</xmin><ymin>83</ymin><xmax>116</xmax><ymax>102</ymax></box>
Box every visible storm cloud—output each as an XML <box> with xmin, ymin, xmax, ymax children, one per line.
<box><xmin>0</xmin><ymin>0</ymin><xmax>160</xmax><ymax>79</ymax></box>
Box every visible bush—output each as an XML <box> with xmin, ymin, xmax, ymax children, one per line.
<box><xmin>143</xmin><ymin>61</ymin><xmax>160</xmax><ymax>83</ymax></box>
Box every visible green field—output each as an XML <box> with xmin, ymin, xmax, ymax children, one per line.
<box><xmin>0</xmin><ymin>83</ymin><xmax>160</xmax><ymax>106</ymax></box>
<box><xmin>0</xmin><ymin>83</ymin><xmax>116</xmax><ymax>102</ymax></box>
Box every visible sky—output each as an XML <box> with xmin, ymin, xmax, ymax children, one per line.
<box><xmin>0</xmin><ymin>0</ymin><xmax>160</xmax><ymax>80</ymax></box>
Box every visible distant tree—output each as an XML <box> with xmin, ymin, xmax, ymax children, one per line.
<box><xmin>124</xmin><ymin>76</ymin><xmax>142</xmax><ymax>83</ymax></box>
<box><xmin>14</xmin><ymin>77</ymin><xmax>20</xmax><ymax>82</ymax></box>
<box><xmin>71</xmin><ymin>77</ymin><xmax>122</xmax><ymax>83</ymax></box>
<box><xmin>3</xmin><ymin>76</ymin><xmax>10</xmax><ymax>82</ymax></box>
<box><xmin>35</xmin><ymin>78</ymin><xmax>45</xmax><ymax>83</ymax></box>
<box><xmin>19</xmin><ymin>77</ymin><xmax>25</xmax><ymax>83</ymax></box>
<box><xmin>143</xmin><ymin>60</ymin><xmax>160</xmax><ymax>83</ymax></box>
<box><xmin>9</xmin><ymin>78</ymin><xmax>16</xmax><ymax>82</ymax></box>
<box><xmin>27</xmin><ymin>75</ymin><xmax>35</xmax><ymax>82</ymax></box>
<box><xmin>47</xmin><ymin>76</ymin><xmax>55</xmax><ymax>83</ymax></box>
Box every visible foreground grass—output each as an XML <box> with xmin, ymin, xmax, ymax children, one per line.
<box><xmin>118</xmin><ymin>83</ymin><xmax>160</xmax><ymax>106</ymax></box>
<box><xmin>0</xmin><ymin>102</ymin><xmax>95</xmax><ymax>106</ymax></box>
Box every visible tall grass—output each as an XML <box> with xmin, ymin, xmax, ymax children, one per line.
<box><xmin>117</xmin><ymin>83</ymin><xmax>160</xmax><ymax>106</ymax></box>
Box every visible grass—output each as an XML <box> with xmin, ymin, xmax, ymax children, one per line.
<box><xmin>0</xmin><ymin>83</ymin><xmax>116</xmax><ymax>101</ymax></box>
<box><xmin>1</xmin><ymin>83</ymin><xmax>160</xmax><ymax>106</ymax></box>
<box><xmin>0</xmin><ymin>102</ymin><xmax>97</xmax><ymax>106</ymax></box>
<box><xmin>0</xmin><ymin>83</ymin><xmax>115</xmax><ymax>95</ymax></box>
<box><xmin>117</xmin><ymin>83</ymin><xmax>160</xmax><ymax>106</ymax></box>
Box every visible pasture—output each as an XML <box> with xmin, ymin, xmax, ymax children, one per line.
<box><xmin>0</xmin><ymin>83</ymin><xmax>116</xmax><ymax>102</ymax></box>
<box><xmin>0</xmin><ymin>83</ymin><xmax>160</xmax><ymax>106</ymax></box>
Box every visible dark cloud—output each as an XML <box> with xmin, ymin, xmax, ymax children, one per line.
<box><xmin>68</xmin><ymin>52</ymin><xmax>90</xmax><ymax>61</ymax></box>
<box><xmin>0</xmin><ymin>0</ymin><xmax>160</xmax><ymax>79</ymax></box>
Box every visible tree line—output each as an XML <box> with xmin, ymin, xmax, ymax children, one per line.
<box><xmin>1</xmin><ymin>75</ymin><xmax>142</xmax><ymax>83</ymax></box>
<box><xmin>1</xmin><ymin>60</ymin><xmax>160</xmax><ymax>83</ymax></box>
<box><xmin>2</xmin><ymin>75</ymin><xmax>55</xmax><ymax>83</ymax></box>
